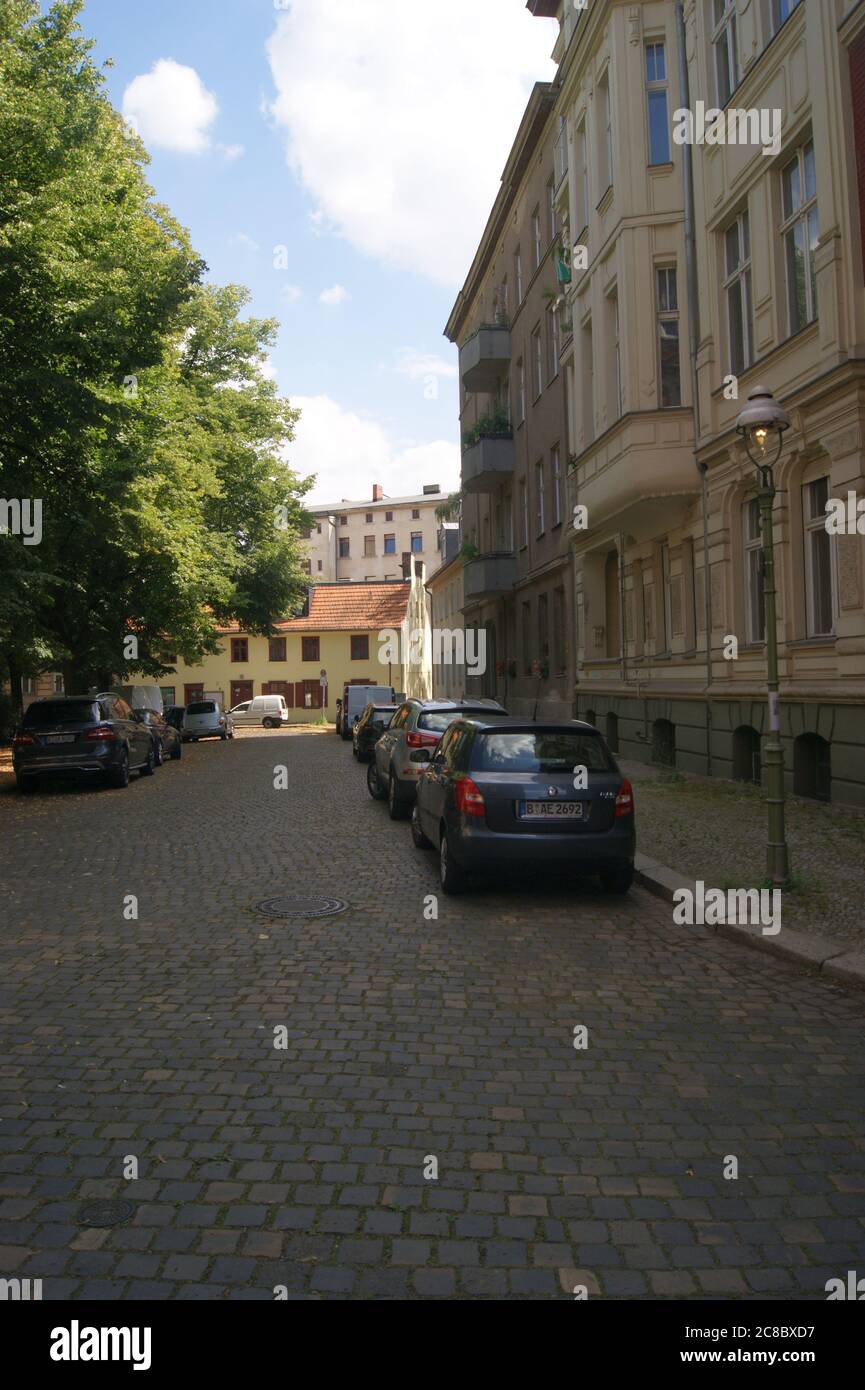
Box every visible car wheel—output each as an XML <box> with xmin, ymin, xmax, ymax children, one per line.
<box><xmin>263</xmin><ymin>718</ymin><xmax>275</xmax><ymax>728</ymax></box>
<box><xmin>600</xmin><ymin>865</ymin><xmax>634</xmax><ymax>895</ymax></box>
<box><xmin>367</xmin><ymin>760</ymin><xmax>387</xmax><ymax>801</ymax></box>
<box><xmin>220</xmin><ymin>730</ymin><xmax>228</xmax><ymax>740</ymax></box>
<box><xmin>153</xmin><ymin>739</ymin><xmax>163</xmax><ymax>767</ymax></box>
<box><xmin>170</xmin><ymin>742</ymin><xmax>182</xmax><ymax>760</ymax></box>
<box><xmin>388</xmin><ymin>772</ymin><xmax>409</xmax><ymax>821</ymax></box>
<box><xmin>16</xmin><ymin>776</ymin><xmax>36</xmax><ymax>794</ymax></box>
<box><xmin>411</xmin><ymin>804</ymin><xmax>431</xmax><ymax>849</ymax></box>
<box><xmin>140</xmin><ymin>746</ymin><xmax>155</xmax><ymax>777</ymax></box>
<box><xmin>108</xmin><ymin>749</ymin><xmax>130</xmax><ymax>789</ymax></box>
<box><xmin>439</xmin><ymin>829</ymin><xmax>468</xmax><ymax>894</ymax></box>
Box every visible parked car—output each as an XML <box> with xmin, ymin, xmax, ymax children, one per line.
<box><xmin>338</xmin><ymin>684</ymin><xmax>396</xmax><ymax>739</ymax></box>
<box><xmin>182</xmin><ymin>700</ymin><xmax>234</xmax><ymax>742</ymax></box>
<box><xmin>12</xmin><ymin>694</ymin><xmax>156</xmax><ymax>791</ymax></box>
<box><xmin>229</xmin><ymin>694</ymin><xmax>289</xmax><ymax>728</ymax></box>
<box><xmin>134</xmin><ymin>707</ymin><xmax>182</xmax><ymax>764</ymax></box>
<box><xmin>163</xmin><ymin>704</ymin><xmax>185</xmax><ymax>731</ymax></box>
<box><xmin>352</xmin><ymin>703</ymin><xmax>397</xmax><ymax>761</ymax></box>
<box><xmin>410</xmin><ymin>717</ymin><xmax>635</xmax><ymax>895</ymax></box>
<box><xmin>367</xmin><ymin>698</ymin><xmax>508</xmax><ymax>818</ymax></box>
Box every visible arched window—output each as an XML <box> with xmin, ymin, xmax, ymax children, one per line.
<box><xmin>652</xmin><ymin>718</ymin><xmax>676</xmax><ymax>767</ymax></box>
<box><xmin>794</xmin><ymin>733</ymin><xmax>831</xmax><ymax>802</ymax></box>
<box><xmin>732</xmin><ymin>725</ymin><xmax>761</xmax><ymax>784</ymax></box>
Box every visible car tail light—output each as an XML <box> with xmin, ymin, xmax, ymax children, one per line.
<box><xmin>219</xmin><ymin>716</ymin><xmax>225</xmax><ymax>725</ymax></box>
<box><xmin>615</xmin><ymin>779</ymin><xmax>634</xmax><ymax>817</ymax></box>
<box><xmin>85</xmin><ymin>725</ymin><xmax>117</xmax><ymax>741</ymax></box>
<box><xmin>12</xmin><ymin>732</ymin><xmax>35</xmax><ymax>746</ymax></box>
<box><xmin>406</xmin><ymin>730</ymin><xmax>439</xmax><ymax>748</ymax></box>
<box><xmin>454</xmin><ymin>776</ymin><xmax>486</xmax><ymax>818</ymax></box>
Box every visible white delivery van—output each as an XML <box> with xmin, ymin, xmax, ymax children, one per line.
<box><xmin>229</xmin><ymin>694</ymin><xmax>289</xmax><ymax>727</ymax></box>
<box><xmin>339</xmin><ymin>684</ymin><xmax>395</xmax><ymax>739</ymax></box>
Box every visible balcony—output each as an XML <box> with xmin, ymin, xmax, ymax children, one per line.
<box><xmin>463</xmin><ymin>552</ymin><xmax>517</xmax><ymax>604</ymax></box>
<box><xmin>460</xmin><ymin>325</ymin><xmax>511</xmax><ymax>393</ymax></box>
<box><xmin>462</xmin><ymin>434</ymin><xmax>514</xmax><ymax>495</ymax></box>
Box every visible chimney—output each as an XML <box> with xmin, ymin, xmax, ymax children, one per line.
<box><xmin>372</xmin><ymin>483</ymin><xmax>383</xmax><ymax>501</ymax></box>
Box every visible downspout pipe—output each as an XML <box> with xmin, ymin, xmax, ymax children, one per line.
<box><xmin>675</xmin><ymin>0</ymin><xmax>713</xmax><ymax>777</ymax></box>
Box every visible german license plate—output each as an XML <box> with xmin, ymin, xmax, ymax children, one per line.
<box><xmin>45</xmin><ymin>734</ymin><xmax>75</xmax><ymax>744</ymax></box>
<box><xmin>519</xmin><ymin>800</ymin><xmax>584</xmax><ymax>819</ymax></box>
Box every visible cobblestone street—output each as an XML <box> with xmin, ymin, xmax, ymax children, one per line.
<box><xmin>1</xmin><ymin>730</ymin><xmax>864</xmax><ymax>1301</ymax></box>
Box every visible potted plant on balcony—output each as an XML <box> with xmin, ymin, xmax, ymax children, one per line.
<box><xmin>459</xmin><ymin>540</ymin><xmax>479</xmax><ymax>562</ymax></box>
<box><xmin>462</xmin><ymin>405</ymin><xmax>512</xmax><ymax>451</ymax></box>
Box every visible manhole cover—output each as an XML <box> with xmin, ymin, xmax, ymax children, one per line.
<box><xmin>79</xmin><ymin>1199</ymin><xmax>135</xmax><ymax>1227</ymax></box>
<box><xmin>253</xmin><ymin>895</ymin><xmax>349</xmax><ymax>920</ymax></box>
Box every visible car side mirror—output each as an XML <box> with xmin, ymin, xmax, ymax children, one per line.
<box><xmin>410</xmin><ymin>748</ymin><xmax>431</xmax><ymax>763</ymax></box>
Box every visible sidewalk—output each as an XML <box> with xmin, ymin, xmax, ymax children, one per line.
<box><xmin>621</xmin><ymin>758</ymin><xmax>865</xmax><ymax>951</ymax></box>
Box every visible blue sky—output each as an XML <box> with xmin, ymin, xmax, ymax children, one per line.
<box><xmin>78</xmin><ymin>0</ymin><xmax>557</xmax><ymax>503</ymax></box>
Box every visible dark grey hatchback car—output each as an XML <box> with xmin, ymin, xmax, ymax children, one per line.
<box><xmin>410</xmin><ymin>717</ymin><xmax>635</xmax><ymax>895</ymax></box>
<box><xmin>12</xmin><ymin>695</ymin><xmax>156</xmax><ymax>792</ymax></box>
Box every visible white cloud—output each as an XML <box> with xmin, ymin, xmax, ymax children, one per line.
<box><xmin>287</xmin><ymin>395</ymin><xmax>460</xmax><ymax>505</ymax></box>
<box><xmin>230</xmin><ymin>232</ymin><xmax>260</xmax><ymax>252</ymax></box>
<box><xmin>282</xmin><ymin>284</ymin><xmax>303</xmax><ymax>304</ymax></box>
<box><xmin>319</xmin><ymin>283</ymin><xmax>349</xmax><ymax>307</ymax></box>
<box><xmin>265</xmin><ymin>0</ymin><xmax>557</xmax><ymax>286</ymax></box>
<box><xmin>394</xmin><ymin>348</ymin><xmax>458</xmax><ymax>382</ymax></box>
<box><xmin>122</xmin><ymin>59</ymin><xmax>219</xmax><ymax>155</ymax></box>
<box><xmin>218</xmin><ymin>142</ymin><xmax>245</xmax><ymax>162</ymax></box>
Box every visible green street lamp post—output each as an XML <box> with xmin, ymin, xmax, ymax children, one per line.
<box><xmin>735</xmin><ymin>385</ymin><xmax>791</xmax><ymax>888</ymax></box>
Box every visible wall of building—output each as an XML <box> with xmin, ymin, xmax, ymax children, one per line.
<box><xmin>303</xmin><ymin>492</ymin><xmax>446</xmax><ymax>583</ymax></box>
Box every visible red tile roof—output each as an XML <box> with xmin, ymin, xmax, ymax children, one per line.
<box><xmin>216</xmin><ymin>582</ymin><xmax>410</xmax><ymax>635</ymax></box>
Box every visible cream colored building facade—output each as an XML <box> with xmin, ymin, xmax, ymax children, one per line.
<box><xmin>303</xmin><ymin>482</ymin><xmax>447</xmax><ymax>584</ymax></box>
<box><xmin>526</xmin><ymin>0</ymin><xmax>865</xmax><ymax>804</ymax></box>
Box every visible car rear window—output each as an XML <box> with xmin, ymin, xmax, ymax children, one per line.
<box><xmin>23</xmin><ymin>701</ymin><xmax>97</xmax><ymax>727</ymax></box>
<box><xmin>417</xmin><ymin>708</ymin><xmax>507</xmax><ymax>734</ymax></box>
<box><xmin>186</xmin><ymin>701</ymin><xmax>216</xmax><ymax>715</ymax></box>
<box><xmin>472</xmin><ymin>730</ymin><xmax>615</xmax><ymax>773</ymax></box>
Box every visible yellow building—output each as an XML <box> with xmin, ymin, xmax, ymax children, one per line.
<box><xmin>165</xmin><ymin>573</ymin><xmax>431</xmax><ymax>724</ymax></box>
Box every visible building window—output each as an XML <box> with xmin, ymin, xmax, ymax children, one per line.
<box><xmin>661</xmin><ymin>543</ymin><xmax>672</xmax><ymax>651</ymax></box>
<box><xmin>365</xmin><ymin>512</ymin><xmax>373</xmax><ymax>524</ymax></box>
<box><xmin>516</xmin><ymin>358</ymin><xmax>526</xmax><ymax>422</ymax></box>
<box><xmin>781</xmin><ymin>141</ymin><xmax>818</xmax><ymax>334</ymax></box>
<box><xmin>724</xmin><ymin>212</ymin><xmax>753</xmax><ymax>376</ymax></box>
<box><xmin>316</xmin><ymin>524</ymin><xmax>322</xmax><ymax>535</ymax></box>
<box><xmin>520</xmin><ymin>478</ymin><xmax>529</xmax><ymax>548</ymax></box>
<box><xmin>656</xmin><ymin>267</ymin><xmax>681</xmax><ymax>407</ymax></box>
<box><xmin>231</xmin><ymin>637</ymin><xmax>248</xmax><ymax>663</ymax></box>
<box><xmin>384</xmin><ymin>533</ymin><xmax>396</xmax><ymax>554</ymax></box>
<box><xmin>364</xmin><ymin>535</ymin><xmax>375</xmax><ymax>557</ymax></box>
<box><xmin>597</xmin><ymin>72</ymin><xmax>612</xmax><ymax>194</ymax></box>
<box><xmin>645</xmin><ymin>41</ymin><xmax>670</xmax><ymax>165</ymax></box>
<box><xmin>351</xmin><ymin>635</ymin><xmax>369</xmax><ymax>661</ymax></box>
<box><xmin>514</xmin><ymin>247</ymin><xmax>523</xmax><ymax>305</ymax></box>
<box><xmin>803</xmin><ymin>477</ymin><xmax>837</xmax><ymax>637</ymax></box>
<box><xmin>317</xmin><ymin>560</ymin><xmax>323</xmax><ymax>572</ymax></box>
<box><xmin>773</xmin><ymin>0</ymin><xmax>801</xmax><ymax>32</ymax></box>
<box><xmin>412</xmin><ymin>508</ymin><xmax>420</xmax><ymax>519</ymax></box>
<box><xmin>538</xmin><ymin>593</ymin><xmax>549</xmax><ymax>666</ymax></box>
<box><xmin>547</xmin><ymin>176</ymin><xmax>557</xmax><ymax>244</ymax></box>
<box><xmin>522</xmin><ymin>600</ymin><xmax>532</xmax><ymax>673</ymax></box>
<box><xmin>553</xmin><ymin>587</ymin><xmax>566</xmax><ymax>674</ymax></box>
<box><xmin>303</xmin><ymin>559</ymin><xmax>312</xmax><ymax>575</ymax></box>
<box><xmin>581</xmin><ymin>316</ymin><xmax>594</xmax><ymax>443</ymax></box>
<box><xmin>576</xmin><ymin>118</ymin><xmax>589</xmax><ymax>232</ymax></box>
<box><xmin>269</xmin><ymin>637</ymin><xmax>287</xmax><ymax>662</ymax></box>
<box><xmin>532</xmin><ymin>206</ymin><xmax>542</xmax><ymax>269</ymax></box>
<box><xmin>385</xmin><ymin>510</ymin><xmax>393</xmax><ymax>522</ymax></box>
<box><xmin>742</xmin><ymin>499</ymin><xmax>766</xmax><ymax>644</ymax></box>
<box><xmin>608</xmin><ymin>287</ymin><xmax>622</xmax><ymax>418</ymax></box>
<box><xmin>53</xmin><ymin>673</ymin><xmax>64</xmax><ymax>693</ymax></box>
<box><xmin>547</xmin><ymin>305</ymin><xmax>560</xmax><ymax>381</ymax></box>
<box><xmin>532</xmin><ymin>326</ymin><xmax>543</xmax><ymax>400</ymax></box>
<box><xmin>712</xmin><ymin>0</ymin><xmax>739</xmax><ymax>106</ymax></box>
<box><xmin>411</xmin><ymin>532</ymin><xmax>423</xmax><ymax>553</ymax></box>
<box><xmin>160</xmin><ymin>685</ymin><xmax>175</xmax><ymax>706</ymax></box>
<box><xmin>551</xmin><ymin>446</ymin><xmax>562</xmax><ymax>527</ymax></box>
<box><xmin>302</xmin><ymin>636</ymin><xmax>320</xmax><ymax>662</ymax></box>
<box><xmin>339</xmin><ymin>537</ymin><xmax>350</xmax><ymax>558</ymax></box>
<box><xmin>535</xmin><ymin>460</ymin><xmax>546</xmax><ymax>536</ymax></box>
<box><xmin>339</xmin><ymin>515</ymin><xmax>348</xmax><ymax>526</ymax></box>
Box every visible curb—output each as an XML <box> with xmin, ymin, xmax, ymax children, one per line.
<box><xmin>634</xmin><ymin>853</ymin><xmax>865</xmax><ymax>992</ymax></box>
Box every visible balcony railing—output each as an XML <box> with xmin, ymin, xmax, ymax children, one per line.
<box><xmin>462</xmin><ymin>434</ymin><xmax>515</xmax><ymax>495</ymax></box>
<box><xmin>459</xmin><ymin>325</ymin><xmax>511</xmax><ymax>394</ymax></box>
<box><xmin>463</xmin><ymin>552</ymin><xmax>517</xmax><ymax>603</ymax></box>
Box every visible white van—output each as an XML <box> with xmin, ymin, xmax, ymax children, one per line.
<box><xmin>338</xmin><ymin>684</ymin><xmax>395</xmax><ymax>739</ymax></box>
<box><xmin>229</xmin><ymin>694</ymin><xmax>289</xmax><ymax>728</ymax></box>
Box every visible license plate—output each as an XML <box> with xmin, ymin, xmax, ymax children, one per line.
<box><xmin>519</xmin><ymin>800</ymin><xmax>584</xmax><ymax>819</ymax></box>
<box><xmin>45</xmin><ymin>734</ymin><xmax>75</xmax><ymax>744</ymax></box>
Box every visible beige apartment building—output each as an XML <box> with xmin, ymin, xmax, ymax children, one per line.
<box><xmin>303</xmin><ymin>482</ymin><xmax>446</xmax><ymax>584</ymax></box>
<box><xmin>520</xmin><ymin>0</ymin><xmax>865</xmax><ymax>804</ymax></box>
<box><xmin>445</xmin><ymin>80</ymin><xmax>576</xmax><ymax>719</ymax></box>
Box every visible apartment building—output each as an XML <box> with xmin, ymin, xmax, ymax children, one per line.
<box><xmin>303</xmin><ymin>482</ymin><xmax>446</xmax><ymax>584</ymax></box>
<box><xmin>426</xmin><ymin>524</ymin><xmax>466</xmax><ymax>698</ymax></box>
<box><xmin>531</xmin><ymin>0</ymin><xmax>865</xmax><ymax>805</ymax></box>
<box><xmin>445</xmin><ymin>80</ymin><xmax>576</xmax><ymax>718</ymax></box>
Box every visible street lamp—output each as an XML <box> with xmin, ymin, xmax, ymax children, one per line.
<box><xmin>735</xmin><ymin>385</ymin><xmax>791</xmax><ymax>888</ymax></box>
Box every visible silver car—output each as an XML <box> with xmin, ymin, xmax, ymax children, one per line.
<box><xmin>182</xmin><ymin>700</ymin><xmax>234</xmax><ymax>742</ymax></box>
<box><xmin>367</xmin><ymin>698</ymin><xmax>508</xmax><ymax>820</ymax></box>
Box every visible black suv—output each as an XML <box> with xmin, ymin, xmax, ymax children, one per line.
<box><xmin>12</xmin><ymin>695</ymin><xmax>156</xmax><ymax>792</ymax></box>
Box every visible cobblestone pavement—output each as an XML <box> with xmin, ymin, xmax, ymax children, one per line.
<box><xmin>1</xmin><ymin>730</ymin><xmax>864</xmax><ymax>1301</ymax></box>
<box><xmin>621</xmin><ymin>761</ymin><xmax>865</xmax><ymax>948</ymax></box>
